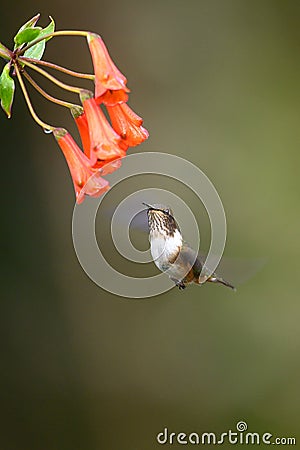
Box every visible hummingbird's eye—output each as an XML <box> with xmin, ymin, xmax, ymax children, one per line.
<box><xmin>163</xmin><ymin>208</ymin><xmax>170</xmax><ymax>215</ymax></box>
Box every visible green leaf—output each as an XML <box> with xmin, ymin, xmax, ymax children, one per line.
<box><xmin>23</xmin><ymin>16</ymin><xmax>55</xmax><ymax>60</ymax></box>
<box><xmin>14</xmin><ymin>28</ymin><xmax>41</xmax><ymax>47</ymax></box>
<box><xmin>41</xmin><ymin>16</ymin><xmax>55</xmax><ymax>42</ymax></box>
<box><xmin>0</xmin><ymin>63</ymin><xmax>15</xmax><ymax>118</ymax></box>
<box><xmin>16</xmin><ymin>13</ymin><xmax>41</xmax><ymax>33</ymax></box>
<box><xmin>13</xmin><ymin>13</ymin><xmax>41</xmax><ymax>50</ymax></box>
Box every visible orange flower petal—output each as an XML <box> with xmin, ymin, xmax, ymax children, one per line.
<box><xmin>73</xmin><ymin>111</ymin><xmax>91</xmax><ymax>158</ymax></box>
<box><xmin>82</xmin><ymin>96</ymin><xmax>127</xmax><ymax>160</ymax></box>
<box><xmin>94</xmin><ymin>157</ymin><xmax>123</xmax><ymax>175</ymax></box>
<box><xmin>106</xmin><ymin>103</ymin><xmax>149</xmax><ymax>147</ymax></box>
<box><xmin>87</xmin><ymin>33</ymin><xmax>130</xmax><ymax>98</ymax></box>
<box><xmin>54</xmin><ymin>128</ymin><xmax>109</xmax><ymax>203</ymax></box>
<box><xmin>78</xmin><ymin>172</ymin><xmax>110</xmax><ymax>204</ymax></box>
<box><xmin>96</xmin><ymin>89</ymin><xmax>129</xmax><ymax>106</ymax></box>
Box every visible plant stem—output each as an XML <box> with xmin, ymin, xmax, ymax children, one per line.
<box><xmin>22</xmin><ymin>60</ymin><xmax>83</xmax><ymax>94</ymax></box>
<box><xmin>19</xmin><ymin>56</ymin><xmax>95</xmax><ymax>80</ymax></box>
<box><xmin>18</xmin><ymin>30</ymin><xmax>90</xmax><ymax>56</ymax></box>
<box><xmin>23</xmin><ymin>70</ymin><xmax>78</xmax><ymax>109</ymax></box>
<box><xmin>14</xmin><ymin>64</ymin><xmax>56</xmax><ymax>131</ymax></box>
<box><xmin>0</xmin><ymin>42</ymin><xmax>12</xmax><ymax>60</ymax></box>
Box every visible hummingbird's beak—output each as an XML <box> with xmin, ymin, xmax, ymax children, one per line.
<box><xmin>142</xmin><ymin>202</ymin><xmax>154</xmax><ymax>209</ymax></box>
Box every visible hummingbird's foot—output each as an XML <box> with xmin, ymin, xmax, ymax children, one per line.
<box><xmin>170</xmin><ymin>278</ymin><xmax>186</xmax><ymax>290</ymax></box>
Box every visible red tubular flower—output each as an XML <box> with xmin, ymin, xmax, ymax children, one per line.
<box><xmin>81</xmin><ymin>94</ymin><xmax>128</xmax><ymax>161</ymax></box>
<box><xmin>106</xmin><ymin>102</ymin><xmax>149</xmax><ymax>147</ymax></box>
<box><xmin>53</xmin><ymin>128</ymin><xmax>109</xmax><ymax>203</ymax></box>
<box><xmin>87</xmin><ymin>32</ymin><xmax>130</xmax><ymax>99</ymax></box>
<box><xmin>71</xmin><ymin>106</ymin><xmax>93</xmax><ymax>161</ymax></box>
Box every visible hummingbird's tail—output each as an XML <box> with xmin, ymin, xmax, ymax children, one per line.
<box><xmin>208</xmin><ymin>275</ymin><xmax>236</xmax><ymax>291</ymax></box>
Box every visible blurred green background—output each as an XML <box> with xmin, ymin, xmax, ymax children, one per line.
<box><xmin>1</xmin><ymin>1</ymin><xmax>299</xmax><ymax>449</ymax></box>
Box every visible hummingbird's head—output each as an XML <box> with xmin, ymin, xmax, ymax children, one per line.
<box><xmin>142</xmin><ymin>203</ymin><xmax>180</xmax><ymax>237</ymax></box>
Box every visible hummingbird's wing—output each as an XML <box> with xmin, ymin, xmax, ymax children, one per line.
<box><xmin>177</xmin><ymin>244</ymin><xmax>203</xmax><ymax>274</ymax></box>
<box><xmin>129</xmin><ymin>209</ymin><xmax>149</xmax><ymax>234</ymax></box>
<box><xmin>193</xmin><ymin>250</ymin><xmax>266</xmax><ymax>288</ymax></box>
<box><xmin>212</xmin><ymin>256</ymin><xmax>267</xmax><ymax>286</ymax></box>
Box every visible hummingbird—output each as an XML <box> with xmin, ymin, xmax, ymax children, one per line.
<box><xmin>143</xmin><ymin>203</ymin><xmax>235</xmax><ymax>291</ymax></box>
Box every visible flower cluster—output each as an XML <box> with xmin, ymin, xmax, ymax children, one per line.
<box><xmin>55</xmin><ymin>34</ymin><xmax>148</xmax><ymax>203</ymax></box>
<box><xmin>0</xmin><ymin>15</ymin><xmax>148</xmax><ymax>203</ymax></box>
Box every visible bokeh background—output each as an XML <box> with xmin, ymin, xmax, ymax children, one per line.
<box><xmin>1</xmin><ymin>1</ymin><xmax>299</xmax><ymax>449</ymax></box>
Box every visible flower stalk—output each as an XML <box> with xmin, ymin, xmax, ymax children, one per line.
<box><xmin>23</xmin><ymin>70</ymin><xmax>78</xmax><ymax>109</ymax></box>
<box><xmin>22</xmin><ymin>60</ymin><xmax>83</xmax><ymax>94</ymax></box>
<box><xmin>17</xmin><ymin>30</ymin><xmax>90</xmax><ymax>56</ymax></box>
<box><xmin>19</xmin><ymin>56</ymin><xmax>95</xmax><ymax>80</ymax></box>
<box><xmin>14</xmin><ymin>64</ymin><xmax>55</xmax><ymax>131</ymax></box>
<box><xmin>0</xmin><ymin>42</ymin><xmax>12</xmax><ymax>60</ymax></box>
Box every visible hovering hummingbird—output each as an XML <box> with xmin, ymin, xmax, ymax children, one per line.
<box><xmin>143</xmin><ymin>203</ymin><xmax>235</xmax><ymax>291</ymax></box>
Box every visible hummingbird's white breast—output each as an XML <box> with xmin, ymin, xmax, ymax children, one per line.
<box><xmin>149</xmin><ymin>229</ymin><xmax>182</xmax><ymax>272</ymax></box>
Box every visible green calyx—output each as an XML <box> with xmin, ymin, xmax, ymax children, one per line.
<box><xmin>53</xmin><ymin>127</ymin><xmax>68</xmax><ymax>140</ymax></box>
<box><xmin>70</xmin><ymin>105</ymin><xmax>84</xmax><ymax>119</ymax></box>
<box><xmin>79</xmin><ymin>89</ymin><xmax>94</xmax><ymax>103</ymax></box>
<box><xmin>86</xmin><ymin>32</ymin><xmax>99</xmax><ymax>44</ymax></box>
